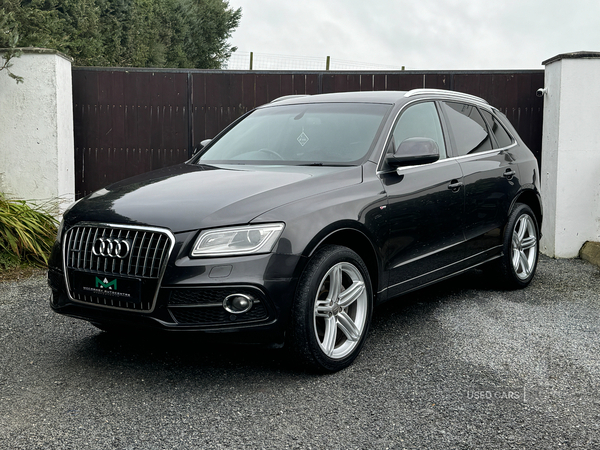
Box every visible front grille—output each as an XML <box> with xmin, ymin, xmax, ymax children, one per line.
<box><xmin>64</xmin><ymin>224</ymin><xmax>174</xmax><ymax>312</ymax></box>
<box><xmin>65</xmin><ymin>225</ymin><xmax>171</xmax><ymax>278</ymax></box>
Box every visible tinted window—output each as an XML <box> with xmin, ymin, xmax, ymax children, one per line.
<box><xmin>480</xmin><ymin>109</ymin><xmax>514</xmax><ymax>148</ymax></box>
<box><xmin>392</xmin><ymin>102</ymin><xmax>446</xmax><ymax>158</ymax></box>
<box><xmin>442</xmin><ymin>102</ymin><xmax>492</xmax><ymax>156</ymax></box>
<box><xmin>199</xmin><ymin>103</ymin><xmax>391</xmax><ymax>165</ymax></box>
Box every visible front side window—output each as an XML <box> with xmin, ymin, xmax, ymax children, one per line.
<box><xmin>441</xmin><ymin>102</ymin><xmax>492</xmax><ymax>156</ymax></box>
<box><xmin>391</xmin><ymin>102</ymin><xmax>446</xmax><ymax>159</ymax></box>
<box><xmin>198</xmin><ymin>103</ymin><xmax>391</xmax><ymax>165</ymax></box>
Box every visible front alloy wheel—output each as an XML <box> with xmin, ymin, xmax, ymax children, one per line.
<box><xmin>289</xmin><ymin>245</ymin><xmax>373</xmax><ymax>372</ymax></box>
<box><xmin>313</xmin><ymin>261</ymin><xmax>369</xmax><ymax>360</ymax></box>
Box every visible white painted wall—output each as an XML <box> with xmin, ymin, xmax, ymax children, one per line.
<box><xmin>540</xmin><ymin>53</ymin><xmax>600</xmax><ymax>258</ymax></box>
<box><xmin>0</xmin><ymin>48</ymin><xmax>75</xmax><ymax>215</ymax></box>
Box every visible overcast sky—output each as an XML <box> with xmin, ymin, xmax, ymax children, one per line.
<box><xmin>228</xmin><ymin>0</ymin><xmax>600</xmax><ymax>70</ymax></box>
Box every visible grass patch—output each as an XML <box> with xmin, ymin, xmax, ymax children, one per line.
<box><xmin>0</xmin><ymin>194</ymin><xmax>58</xmax><ymax>270</ymax></box>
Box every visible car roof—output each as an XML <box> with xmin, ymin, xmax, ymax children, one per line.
<box><xmin>268</xmin><ymin>89</ymin><xmax>489</xmax><ymax>108</ymax></box>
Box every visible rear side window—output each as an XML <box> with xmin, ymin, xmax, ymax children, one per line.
<box><xmin>479</xmin><ymin>109</ymin><xmax>514</xmax><ymax>148</ymax></box>
<box><xmin>441</xmin><ymin>102</ymin><xmax>492</xmax><ymax>156</ymax></box>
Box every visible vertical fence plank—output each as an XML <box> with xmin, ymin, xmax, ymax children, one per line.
<box><xmin>280</xmin><ymin>74</ymin><xmax>294</xmax><ymax>97</ymax></box>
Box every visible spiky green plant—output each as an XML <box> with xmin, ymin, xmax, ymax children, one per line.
<box><xmin>0</xmin><ymin>194</ymin><xmax>58</xmax><ymax>269</ymax></box>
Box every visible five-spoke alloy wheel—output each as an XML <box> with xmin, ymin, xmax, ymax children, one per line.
<box><xmin>499</xmin><ymin>203</ymin><xmax>539</xmax><ymax>288</ymax></box>
<box><xmin>289</xmin><ymin>245</ymin><xmax>373</xmax><ymax>372</ymax></box>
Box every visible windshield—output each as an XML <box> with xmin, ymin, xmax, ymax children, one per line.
<box><xmin>197</xmin><ymin>103</ymin><xmax>391</xmax><ymax>165</ymax></box>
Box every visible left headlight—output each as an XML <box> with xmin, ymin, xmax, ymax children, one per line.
<box><xmin>191</xmin><ymin>223</ymin><xmax>285</xmax><ymax>257</ymax></box>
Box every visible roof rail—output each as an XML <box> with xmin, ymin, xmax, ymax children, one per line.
<box><xmin>270</xmin><ymin>94</ymin><xmax>310</xmax><ymax>103</ymax></box>
<box><xmin>404</xmin><ymin>88</ymin><xmax>488</xmax><ymax>104</ymax></box>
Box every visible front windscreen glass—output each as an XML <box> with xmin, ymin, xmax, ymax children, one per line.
<box><xmin>197</xmin><ymin>103</ymin><xmax>391</xmax><ymax>165</ymax></box>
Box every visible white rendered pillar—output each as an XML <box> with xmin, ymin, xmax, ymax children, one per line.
<box><xmin>0</xmin><ymin>48</ymin><xmax>75</xmax><ymax>215</ymax></box>
<box><xmin>540</xmin><ymin>52</ymin><xmax>600</xmax><ymax>258</ymax></box>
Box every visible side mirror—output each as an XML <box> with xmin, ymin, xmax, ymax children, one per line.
<box><xmin>387</xmin><ymin>137</ymin><xmax>440</xmax><ymax>168</ymax></box>
<box><xmin>193</xmin><ymin>139</ymin><xmax>212</xmax><ymax>156</ymax></box>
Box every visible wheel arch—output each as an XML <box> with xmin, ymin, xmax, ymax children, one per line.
<box><xmin>305</xmin><ymin>226</ymin><xmax>381</xmax><ymax>296</ymax></box>
<box><xmin>512</xmin><ymin>188</ymin><xmax>543</xmax><ymax>231</ymax></box>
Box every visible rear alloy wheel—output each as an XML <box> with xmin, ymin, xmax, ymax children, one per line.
<box><xmin>498</xmin><ymin>203</ymin><xmax>539</xmax><ymax>288</ymax></box>
<box><xmin>289</xmin><ymin>245</ymin><xmax>373</xmax><ymax>372</ymax></box>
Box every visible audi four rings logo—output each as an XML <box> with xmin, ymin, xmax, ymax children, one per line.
<box><xmin>92</xmin><ymin>238</ymin><xmax>131</xmax><ymax>258</ymax></box>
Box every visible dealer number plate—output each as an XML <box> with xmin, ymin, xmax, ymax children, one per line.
<box><xmin>71</xmin><ymin>271</ymin><xmax>142</xmax><ymax>304</ymax></box>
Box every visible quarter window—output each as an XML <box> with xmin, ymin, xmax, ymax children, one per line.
<box><xmin>392</xmin><ymin>102</ymin><xmax>446</xmax><ymax>159</ymax></box>
<box><xmin>441</xmin><ymin>102</ymin><xmax>492</xmax><ymax>156</ymax></box>
<box><xmin>479</xmin><ymin>109</ymin><xmax>514</xmax><ymax>148</ymax></box>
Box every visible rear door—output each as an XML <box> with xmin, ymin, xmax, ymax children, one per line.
<box><xmin>439</xmin><ymin>102</ymin><xmax>522</xmax><ymax>263</ymax></box>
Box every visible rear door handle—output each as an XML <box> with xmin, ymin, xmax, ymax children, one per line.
<box><xmin>448</xmin><ymin>180</ymin><xmax>463</xmax><ymax>192</ymax></box>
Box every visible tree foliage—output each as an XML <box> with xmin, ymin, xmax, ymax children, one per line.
<box><xmin>0</xmin><ymin>0</ymin><xmax>241</xmax><ymax>68</ymax></box>
<box><xmin>0</xmin><ymin>7</ymin><xmax>24</xmax><ymax>82</ymax></box>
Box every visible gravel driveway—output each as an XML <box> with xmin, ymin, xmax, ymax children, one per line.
<box><xmin>1</xmin><ymin>256</ymin><xmax>599</xmax><ymax>449</ymax></box>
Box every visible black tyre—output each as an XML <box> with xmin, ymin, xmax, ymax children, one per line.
<box><xmin>498</xmin><ymin>203</ymin><xmax>539</xmax><ymax>288</ymax></box>
<box><xmin>289</xmin><ymin>245</ymin><xmax>373</xmax><ymax>372</ymax></box>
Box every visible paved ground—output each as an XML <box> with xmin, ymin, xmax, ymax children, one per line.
<box><xmin>1</xmin><ymin>256</ymin><xmax>599</xmax><ymax>449</ymax></box>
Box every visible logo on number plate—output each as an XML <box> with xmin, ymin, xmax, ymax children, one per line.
<box><xmin>96</xmin><ymin>277</ymin><xmax>117</xmax><ymax>290</ymax></box>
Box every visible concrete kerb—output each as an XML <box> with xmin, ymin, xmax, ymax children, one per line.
<box><xmin>580</xmin><ymin>241</ymin><xmax>600</xmax><ymax>269</ymax></box>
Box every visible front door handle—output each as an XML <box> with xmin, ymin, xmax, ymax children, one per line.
<box><xmin>503</xmin><ymin>169</ymin><xmax>516</xmax><ymax>179</ymax></box>
<box><xmin>448</xmin><ymin>180</ymin><xmax>463</xmax><ymax>192</ymax></box>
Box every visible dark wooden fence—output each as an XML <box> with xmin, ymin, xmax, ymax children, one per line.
<box><xmin>72</xmin><ymin>68</ymin><xmax>545</xmax><ymax>198</ymax></box>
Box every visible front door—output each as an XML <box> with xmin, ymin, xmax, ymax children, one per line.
<box><xmin>381</xmin><ymin>101</ymin><xmax>465</xmax><ymax>297</ymax></box>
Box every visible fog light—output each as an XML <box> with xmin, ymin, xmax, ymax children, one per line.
<box><xmin>223</xmin><ymin>294</ymin><xmax>253</xmax><ymax>314</ymax></box>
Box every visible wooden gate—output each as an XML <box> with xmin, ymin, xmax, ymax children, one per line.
<box><xmin>72</xmin><ymin>68</ymin><xmax>544</xmax><ymax>198</ymax></box>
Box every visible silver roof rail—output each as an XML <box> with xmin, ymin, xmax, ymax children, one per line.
<box><xmin>270</xmin><ymin>94</ymin><xmax>310</xmax><ymax>103</ymax></box>
<box><xmin>404</xmin><ymin>88</ymin><xmax>488</xmax><ymax>105</ymax></box>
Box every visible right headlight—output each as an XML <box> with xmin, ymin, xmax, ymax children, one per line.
<box><xmin>191</xmin><ymin>223</ymin><xmax>285</xmax><ymax>257</ymax></box>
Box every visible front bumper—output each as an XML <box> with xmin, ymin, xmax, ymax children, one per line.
<box><xmin>48</xmin><ymin>246</ymin><xmax>303</xmax><ymax>339</ymax></box>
